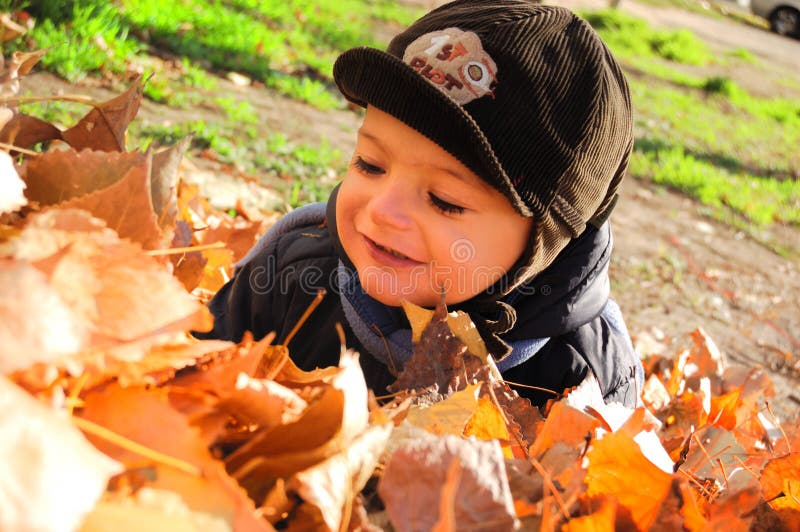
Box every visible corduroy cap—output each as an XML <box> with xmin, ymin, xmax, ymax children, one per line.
<box><xmin>333</xmin><ymin>0</ymin><xmax>632</xmax><ymax>240</ymax></box>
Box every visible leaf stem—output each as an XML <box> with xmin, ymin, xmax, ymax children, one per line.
<box><xmin>0</xmin><ymin>141</ymin><xmax>41</xmax><ymax>156</ymax></box>
<box><xmin>72</xmin><ymin>416</ymin><xmax>201</xmax><ymax>476</ymax></box>
<box><xmin>145</xmin><ymin>241</ymin><xmax>226</xmax><ymax>256</ymax></box>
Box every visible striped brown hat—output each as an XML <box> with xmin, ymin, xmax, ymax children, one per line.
<box><xmin>334</xmin><ymin>0</ymin><xmax>632</xmax><ymax>283</ymax></box>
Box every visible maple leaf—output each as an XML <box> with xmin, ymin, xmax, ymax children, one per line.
<box><xmin>0</xmin><ymin>377</ymin><xmax>122</xmax><ymax>532</ymax></box>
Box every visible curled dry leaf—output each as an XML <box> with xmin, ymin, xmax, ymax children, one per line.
<box><xmin>287</xmin><ymin>423</ymin><xmax>393</xmax><ymax>531</ymax></box>
<box><xmin>0</xmin><ymin>377</ymin><xmax>122</xmax><ymax>532</ymax></box>
<box><xmin>224</xmin><ymin>350</ymin><xmax>369</xmax><ymax>502</ymax></box>
<box><xmin>378</xmin><ymin>430</ymin><xmax>518</xmax><ymax>532</ymax></box>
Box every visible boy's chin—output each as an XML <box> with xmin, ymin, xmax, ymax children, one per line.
<box><xmin>360</xmin><ymin>283</ymin><xmax>470</xmax><ymax>309</ymax></box>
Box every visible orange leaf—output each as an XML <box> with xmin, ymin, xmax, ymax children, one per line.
<box><xmin>61</xmin><ymin>77</ymin><xmax>143</xmax><ymax>152</ymax></box>
<box><xmin>56</xmin><ymin>155</ymin><xmax>163</xmax><ymax>249</ymax></box>
<box><xmin>562</xmin><ymin>496</ymin><xmax>617</xmax><ymax>532</ymax></box>
<box><xmin>78</xmin><ymin>382</ymin><xmax>269</xmax><ymax>531</ymax></box>
<box><xmin>584</xmin><ymin>430</ymin><xmax>674</xmax><ymax>530</ymax></box>
<box><xmin>0</xmin><ymin>112</ymin><xmax>62</xmax><ymax>150</ymax></box>
<box><xmin>761</xmin><ymin>453</ymin><xmax>800</xmax><ymax>512</ymax></box>
<box><xmin>708</xmin><ymin>389</ymin><xmax>741</xmax><ymax>430</ymax></box>
<box><xmin>530</xmin><ymin>401</ymin><xmax>600</xmax><ymax>458</ymax></box>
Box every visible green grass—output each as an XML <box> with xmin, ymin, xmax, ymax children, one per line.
<box><xmin>578</xmin><ymin>8</ymin><xmax>799</xmax><ymax>229</ymax></box>
<box><xmin>582</xmin><ymin>9</ymin><xmax>713</xmax><ymax>65</ymax></box>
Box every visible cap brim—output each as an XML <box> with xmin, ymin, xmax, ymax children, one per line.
<box><xmin>333</xmin><ymin>47</ymin><xmax>530</xmax><ymax>216</ymax></box>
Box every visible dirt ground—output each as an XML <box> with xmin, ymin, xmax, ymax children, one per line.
<box><xmin>22</xmin><ymin>0</ymin><xmax>800</xmax><ymax>419</ymax></box>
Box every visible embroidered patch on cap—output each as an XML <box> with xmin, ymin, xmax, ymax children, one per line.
<box><xmin>402</xmin><ymin>28</ymin><xmax>498</xmax><ymax>106</ymax></box>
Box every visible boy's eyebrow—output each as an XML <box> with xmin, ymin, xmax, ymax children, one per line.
<box><xmin>357</xmin><ymin>127</ymin><xmax>492</xmax><ymax>191</ymax></box>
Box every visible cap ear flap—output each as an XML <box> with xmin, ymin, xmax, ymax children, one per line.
<box><xmin>588</xmin><ymin>135</ymin><xmax>632</xmax><ymax>229</ymax></box>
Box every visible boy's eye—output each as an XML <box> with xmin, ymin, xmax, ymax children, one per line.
<box><xmin>353</xmin><ymin>156</ymin><xmax>384</xmax><ymax>175</ymax></box>
<box><xmin>428</xmin><ymin>192</ymin><xmax>465</xmax><ymax>215</ymax></box>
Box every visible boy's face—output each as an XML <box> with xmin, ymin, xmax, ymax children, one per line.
<box><xmin>336</xmin><ymin>106</ymin><xmax>533</xmax><ymax>307</ymax></box>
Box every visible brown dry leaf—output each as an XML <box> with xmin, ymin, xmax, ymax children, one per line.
<box><xmin>529</xmin><ymin>401</ymin><xmax>600</xmax><ymax>458</ymax></box>
<box><xmin>0</xmin><ymin>13</ymin><xmax>32</xmax><ymax>43</ymax></box>
<box><xmin>287</xmin><ymin>423</ymin><xmax>393</xmax><ymax>531</ymax></box>
<box><xmin>0</xmin><ymin>48</ymin><xmax>45</xmax><ymax>97</ymax></box>
<box><xmin>56</xmin><ymin>154</ymin><xmax>163</xmax><ymax>249</ymax></box>
<box><xmin>431</xmin><ymin>458</ymin><xmax>461</xmax><ymax>532</ymax></box>
<box><xmin>197</xmin><ymin>214</ymin><xmax>263</xmax><ymax>263</ymax></box>
<box><xmin>584</xmin><ymin>429</ymin><xmax>674</xmax><ymax>530</ymax></box>
<box><xmin>390</xmin><ymin>299</ymin><xmax>489</xmax><ymax>395</ymax></box>
<box><xmin>78</xmin><ymin>382</ymin><xmax>270</xmax><ymax>531</ymax></box>
<box><xmin>0</xmin><ymin>377</ymin><xmax>122</xmax><ymax>532</ymax></box>
<box><xmin>0</xmin><ymin>112</ymin><xmax>63</xmax><ymax>149</ymax></box>
<box><xmin>20</xmin><ymin>149</ymin><xmax>146</xmax><ymax>206</ymax></box>
<box><xmin>224</xmin><ymin>350</ymin><xmax>369</xmax><ymax>501</ymax></box>
<box><xmin>4</xmin><ymin>209</ymin><xmax>211</xmax><ymax>347</ymax></box>
<box><xmin>61</xmin><ymin>76</ymin><xmax>143</xmax><ymax>152</ymax></box>
<box><xmin>378</xmin><ymin>431</ymin><xmax>518</xmax><ymax>531</ymax></box>
<box><xmin>405</xmin><ymin>382</ymin><xmax>481</xmax><ymax>436</ymax></box>
<box><xmin>151</xmin><ymin>135</ymin><xmax>191</xmax><ymax>231</ymax></box>
<box><xmin>0</xmin><ymin>150</ymin><xmax>26</xmax><ymax>214</ymax></box>
<box><xmin>0</xmin><ymin>259</ymin><xmax>88</xmax><ymax>371</ymax></box>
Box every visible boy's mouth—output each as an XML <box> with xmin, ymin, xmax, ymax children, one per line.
<box><xmin>362</xmin><ymin>235</ymin><xmax>422</xmax><ymax>265</ymax></box>
<box><xmin>374</xmin><ymin>241</ymin><xmax>410</xmax><ymax>260</ymax></box>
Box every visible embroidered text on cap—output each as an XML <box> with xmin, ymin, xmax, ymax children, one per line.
<box><xmin>402</xmin><ymin>28</ymin><xmax>498</xmax><ymax>106</ymax></box>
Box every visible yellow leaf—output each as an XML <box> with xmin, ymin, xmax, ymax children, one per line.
<box><xmin>406</xmin><ymin>383</ymin><xmax>481</xmax><ymax>436</ymax></box>
<box><xmin>464</xmin><ymin>396</ymin><xmax>510</xmax><ymax>441</ymax></box>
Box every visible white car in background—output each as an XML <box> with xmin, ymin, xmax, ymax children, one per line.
<box><xmin>750</xmin><ymin>0</ymin><xmax>800</xmax><ymax>37</ymax></box>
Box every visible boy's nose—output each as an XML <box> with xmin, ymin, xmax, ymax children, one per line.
<box><xmin>367</xmin><ymin>179</ymin><xmax>414</xmax><ymax>230</ymax></box>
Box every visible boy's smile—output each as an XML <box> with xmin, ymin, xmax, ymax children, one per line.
<box><xmin>336</xmin><ymin>106</ymin><xmax>533</xmax><ymax>307</ymax></box>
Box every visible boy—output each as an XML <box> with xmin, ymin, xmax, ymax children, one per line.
<box><xmin>198</xmin><ymin>0</ymin><xmax>644</xmax><ymax>407</ymax></box>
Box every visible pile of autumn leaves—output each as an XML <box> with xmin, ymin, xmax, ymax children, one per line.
<box><xmin>2</xmin><ymin>52</ymin><xmax>799</xmax><ymax>532</ymax></box>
